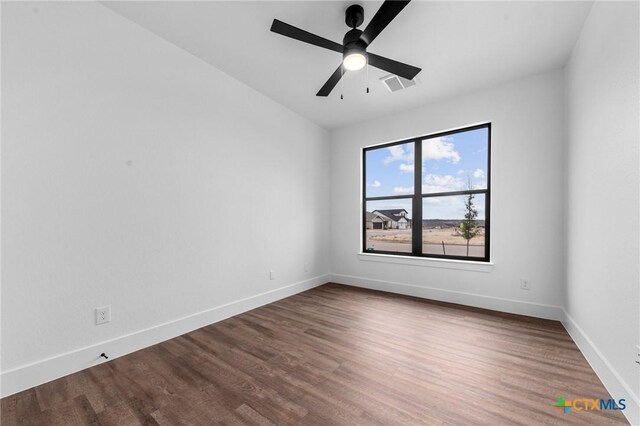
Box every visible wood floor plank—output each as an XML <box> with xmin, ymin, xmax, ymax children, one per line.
<box><xmin>1</xmin><ymin>283</ymin><xmax>629</xmax><ymax>425</ymax></box>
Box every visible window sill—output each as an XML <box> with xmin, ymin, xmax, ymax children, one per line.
<box><xmin>358</xmin><ymin>253</ymin><xmax>494</xmax><ymax>273</ymax></box>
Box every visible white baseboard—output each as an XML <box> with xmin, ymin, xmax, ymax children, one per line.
<box><xmin>0</xmin><ymin>274</ymin><xmax>330</xmax><ymax>398</ymax></box>
<box><xmin>330</xmin><ymin>273</ymin><xmax>564</xmax><ymax>320</ymax></box>
<box><xmin>561</xmin><ymin>309</ymin><xmax>640</xmax><ymax>426</ymax></box>
<box><xmin>6</xmin><ymin>274</ymin><xmax>636</xmax><ymax>426</ymax></box>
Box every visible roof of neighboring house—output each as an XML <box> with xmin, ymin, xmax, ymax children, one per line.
<box><xmin>373</xmin><ymin>209</ymin><xmax>409</xmax><ymax>222</ymax></box>
<box><xmin>366</xmin><ymin>212</ymin><xmax>386</xmax><ymax>222</ymax></box>
<box><xmin>371</xmin><ymin>211</ymin><xmax>393</xmax><ymax>221</ymax></box>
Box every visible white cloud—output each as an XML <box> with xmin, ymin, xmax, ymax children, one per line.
<box><xmin>370</xmin><ymin>180</ymin><xmax>381</xmax><ymax>188</ymax></box>
<box><xmin>422</xmin><ymin>137</ymin><xmax>460</xmax><ymax>164</ymax></box>
<box><xmin>457</xmin><ymin>169</ymin><xmax>465</xmax><ymax>175</ymax></box>
<box><xmin>393</xmin><ymin>186</ymin><xmax>414</xmax><ymax>195</ymax></box>
<box><xmin>472</xmin><ymin>180</ymin><xmax>487</xmax><ymax>190</ymax></box>
<box><xmin>473</xmin><ymin>169</ymin><xmax>485</xmax><ymax>178</ymax></box>
<box><xmin>384</xmin><ymin>144</ymin><xmax>412</xmax><ymax>164</ymax></box>
<box><xmin>422</xmin><ymin>174</ymin><xmax>467</xmax><ymax>193</ymax></box>
<box><xmin>388</xmin><ymin>145</ymin><xmax>404</xmax><ymax>157</ymax></box>
<box><xmin>424</xmin><ymin>196</ymin><xmax>462</xmax><ymax>206</ymax></box>
<box><xmin>423</xmin><ymin>193</ymin><xmax>486</xmax><ymax>220</ymax></box>
<box><xmin>399</xmin><ymin>163</ymin><xmax>414</xmax><ymax>173</ymax></box>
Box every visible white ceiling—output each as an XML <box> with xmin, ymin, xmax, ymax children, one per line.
<box><xmin>103</xmin><ymin>1</ymin><xmax>593</xmax><ymax>129</ymax></box>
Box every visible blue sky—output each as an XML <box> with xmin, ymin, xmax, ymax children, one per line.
<box><xmin>365</xmin><ymin>127</ymin><xmax>488</xmax><ymax>219</ymax></box>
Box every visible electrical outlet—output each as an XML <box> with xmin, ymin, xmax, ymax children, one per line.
<box><xmin>95</xmin><ymin>306</ymin><xmax>111</xmax><ymax>325</ymax></box>
<box><xmin>269</xmin><ymin>270</ymin><xmax>275</xmax><ymax>280</ymax></box>
<box><xmin>635</xmin><ymin>345</ymin><xmax>640</xmax><ymax>366</ymax></box>
<box><xmin>304</xmin><ymin>263</ymin><xmax>309</xmax><ymax>272</ymax></box>
<box><xmin>520</xmin><ymin>278</ymin><xmax>531</xmax><ymax>290</ymax></box>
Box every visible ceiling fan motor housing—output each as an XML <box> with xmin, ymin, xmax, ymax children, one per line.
<box><xmin>343</xmin><ymin>28</ymin><xmax>367</xmax><ymax>61</ymax></box>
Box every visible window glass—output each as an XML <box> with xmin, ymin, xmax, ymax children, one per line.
<box><xmin>421</xmin><ymin>127</ymin><xmax>488</xmax><ymax>194</ymax></box>
<box><xmin>422</xmin><ymin>194</ymin><xmax>486</xmax><ymax>258</ymax></box>
<box><xmin>365</xmin><ymin>199</ymin><xmax>412</xmax><ymax>253</ymax></box>
<box><xmin>365</xmin><ymin>142</ymin><xmax>415</xmax><ymax>198</ymax></box>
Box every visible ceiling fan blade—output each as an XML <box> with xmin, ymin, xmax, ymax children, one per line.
<box><xmin>316</xmin><ymin>65</ymin><xmax>344</xmax><ymax>97</ymax></box>
<box><xmin>360</xmin><ymin>1</ymin><xmax>411</xmax><ymax>46</ymax></box>
<box><xmin>271</xmin><ymin>19</ymin><xmax>343</xmax><ymax>54</ymax></box>
<box><xmin>367</xmin><ymin>53</ymin><xmax>421</xmax><ymax>80</ymax></box>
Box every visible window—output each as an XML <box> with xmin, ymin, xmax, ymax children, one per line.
<box><xmin>363</xmin><ymin>123</ymin><xmax>490</xmax><ymax>262</ymax></box>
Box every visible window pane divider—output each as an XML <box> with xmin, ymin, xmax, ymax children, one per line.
<box><xmin>411</xmin><ymin>141</ymin><xmax>422</xmax><ymax>254</ymax></box>
<box><xmin>363</xmin><ymin>194</ymin><xmax>415</xmax><ymax>202</ymax></box>
<box><xmin>421</xmin><ymin>189</ymin><xmax>487</xmax><ymax>198</ymax></box>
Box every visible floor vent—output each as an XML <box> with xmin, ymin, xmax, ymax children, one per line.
<box><xmin>380</xmin><ymin>74</ymin><xmax>418</xmax><ymax>92</ymax></box>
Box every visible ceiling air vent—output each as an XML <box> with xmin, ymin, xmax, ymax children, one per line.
<box><xmin>380</xmin><ymin>74</ymin><xmax>418</xmax><ymax>93</ymax></box>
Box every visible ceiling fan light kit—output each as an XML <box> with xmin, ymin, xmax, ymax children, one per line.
<box><xmin>270</xmin><ymin>1</ymin><xmax>421</xmax><ymax>97</ymax></box>
<box><xmin>343</xmin><ymin>53</ymin><xmax>366</xmax><ymax>71</ymax></box>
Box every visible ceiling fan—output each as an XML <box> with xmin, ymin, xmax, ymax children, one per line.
<box><xmin>270</xmin><ymin>1</ymin><xmax>421</xmax><ymax>97</ymax></box>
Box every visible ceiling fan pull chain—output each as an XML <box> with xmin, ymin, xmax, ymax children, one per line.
<box><xmin>341</xmin><ymin>65</ymin><xmax>345</xmax><ymax>100</ymax></box>
<box><xmin>366</xmin><ymin>55</ymin><xmax>370</xmax><ymax>94</ymax></box>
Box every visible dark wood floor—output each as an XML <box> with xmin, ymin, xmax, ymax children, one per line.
<box><xmin>1</xmin><ymin>284</ymin><xmax>628</xmax><ymax>425</ymax></box>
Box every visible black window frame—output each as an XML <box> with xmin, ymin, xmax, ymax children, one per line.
<box><xmin>362</xmin><ymin>123</ymin><xmax>491</xmax><ymax>262</ymax></box>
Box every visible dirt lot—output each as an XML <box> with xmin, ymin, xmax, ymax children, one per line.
<box><xmin>368</xmin><ymin>228</ymin><xmax>484</xmax><ymax>245</ymax></box>
<box><xmin>365</xmin><ymin>228</ymin><xmax>485</xmax><ymax>257</ymax></box>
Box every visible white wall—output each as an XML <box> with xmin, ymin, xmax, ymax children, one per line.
<box><xmin>330</xmin><ymin>70</ymin><xmax>566</xmax><ymax>319</ymax></box>
<box><xmin>564</xmin><ymin>2</ymin><xmax>640</xmax><ymax>423</ymax></box>
<box><xmin>1</xmin><ymin>1</ymin><xmax>330</xmax><ymax>396</ymax></box>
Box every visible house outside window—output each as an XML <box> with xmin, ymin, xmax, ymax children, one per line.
<box><xmin>363</xmin><ymin>123</ymin><xmax>491</xmax><ymax>262</ymax></box>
